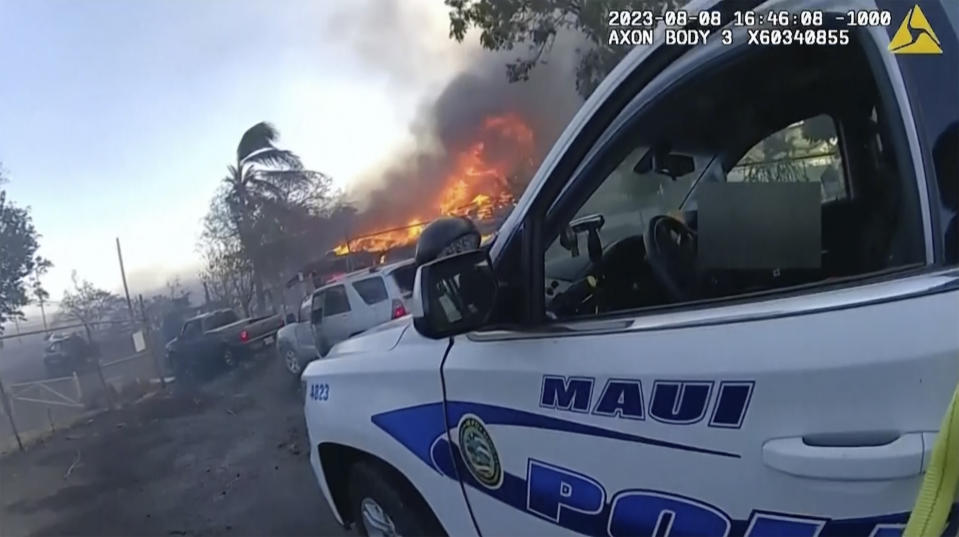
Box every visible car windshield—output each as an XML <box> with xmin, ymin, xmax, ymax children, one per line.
<box><xmin>545</xmin><ymin>147</ymin><xmax>708</xmax><ymax>274</ymax></box>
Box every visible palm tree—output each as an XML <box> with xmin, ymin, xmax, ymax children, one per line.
<box><xmin>222</xmin><ymin>122</ymin><xmax>331</xmax><ymax>314</ymax></box>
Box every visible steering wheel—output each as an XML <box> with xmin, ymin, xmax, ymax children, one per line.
<box><xmin>546</xmin><ymin>236</ymin><xmax>647</xmax><ymax>318</ymax></box>
<box><xmin>643</xmin><ymin>214</ymin><xmax>699</xmax><ymax>302</ymax></box>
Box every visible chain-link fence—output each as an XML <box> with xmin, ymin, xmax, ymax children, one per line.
<box><xmin>0</xmin><ymin>319</ymin><xmax>171</xmax><ymax>452</ymax></box>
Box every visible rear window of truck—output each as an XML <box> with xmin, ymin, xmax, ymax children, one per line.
<box><xmin>389</xmin><ymin>265</ymin><xmax>416</xmax><ymax>297</ymax></box>
<box><xmin>353</xmin><ymin>277</ymin><xmax>389</xmax><ymax>305</ymax></box>
<box><xmin>203</xmin><ymin>311</ymin><xmax>238</xmax><ymax>331</ymax></box>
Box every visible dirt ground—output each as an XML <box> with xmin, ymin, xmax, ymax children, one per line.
<box><xmin>0</xmin><ymin>352</ymin><xmax>347</xmax><ymax>537</ymax></box>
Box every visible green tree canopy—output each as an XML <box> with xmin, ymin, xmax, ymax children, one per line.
<box><xmin>446</xmin><ymin>0</ymin><xmax>676</xmax><ymax>98</ymax></box>
<box><xmin>27</xmin><ymin>256</ymin><xmax>52</xmax><ymax>304</ymax></box>
<box><xmin>0</xmin><ymin>164</ymin><xmax>44</xmax><ymax>335</ymax></box>
<box><xmin>209</xmin><ymin>121</ymin><xmax>335</xmax><ymax>313</ymax></box>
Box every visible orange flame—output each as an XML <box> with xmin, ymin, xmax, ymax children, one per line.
<box><xmin>335</xmin><ymin>113</ymin><xmax>534</xmax><ymax>258</ymax></box>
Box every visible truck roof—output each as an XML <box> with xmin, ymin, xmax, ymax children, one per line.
<box><xmin>319</xmin><ymin>259</ymin><xmax>414</xmax><ymax>291</ymax></box>
<box><xmin>183</xmin><ymin>309</ymin><xmax>233</xmax><ymax>323</ymax></box>
<box><xmin>379</xmin><ymin>258</ymin><xmax>415</xmax><ymax>275</ymax></box>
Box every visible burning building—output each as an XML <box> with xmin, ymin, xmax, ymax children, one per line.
<box><xmin>287</xmin><ymin>29</ymin><xmax>584</xmax><ymax>292</ymax></box>
<box><xmin>333</xmin><ymin>112</ymin><xmax>535</xmax><ymax>260</ymax></box>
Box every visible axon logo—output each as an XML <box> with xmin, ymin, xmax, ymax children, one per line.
<box><xmin>888</xmin><ymin>4</ymin><xmax>942</xmax><ymax>55</ymax></box>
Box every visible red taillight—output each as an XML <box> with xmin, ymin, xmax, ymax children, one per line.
<box><xmin>391</xmin><ymin>299</ymin><xmax>407</xmax><ymax>319</ymax></box>
<box><xmin>239</xmin><ymin>330</ymin><xmax>249</xmax><ymax>342</ymax></box>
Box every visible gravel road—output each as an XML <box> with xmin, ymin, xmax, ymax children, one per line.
<box><xmin>0</xmin><ymin>351</ymin><xmax>346</xmax><ymax>537</ymax></box>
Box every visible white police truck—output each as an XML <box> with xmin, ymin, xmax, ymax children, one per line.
<box><xmin>303</xmin><ymin>0</ymin><xmax>959</xmax><ymax>535</ymax></box>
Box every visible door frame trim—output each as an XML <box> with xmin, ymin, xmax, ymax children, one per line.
<box><xmin>469</xmin><ymin>268</ymin><xmax>959</xmax><ymax>342</ymax></box>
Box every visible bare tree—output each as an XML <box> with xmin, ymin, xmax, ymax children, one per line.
<box><xmin>27</xmin><ymin>256</ymin><xmax>53</xmax><ymax>330</ymax></box>
<box><xmin>197</xmin><ymin>220</ymin><xmax>255</xmax><ymax>317</ymax></box>
<box><xmin>199</xmin><ymin>252</ymin><xmax>255</xmax><ymax>317</ymax></box>
<box><xmin>165</xmin><ymin>277</ymin><xmax>189</xmax><ymax>301</ymax></box>
<box><xmin>60</xmin><ymin>272</ymin><xmax>125</xmax><ymax>340</ymax></box>
<box><xmin>57</xmin><ymin>273</ymin><xmax>124</xmax><ymax>410</ymax></box>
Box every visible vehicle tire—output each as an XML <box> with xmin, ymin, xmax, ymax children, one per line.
<box><xmin>279</xmin><ymin>345</ymin><xmax>302</xmax><ymax>377</ymax></box>
<box><xmin>348</xmin><ymin>460</ymin><xmax>446</xmax><ymax>537</ymax></box>
<box><xmin>169</xmin><ymin>354</ymin><xmax>194</xmax><ymax>383</ymax></box>
<box><xmin>222</xmin><ymin>346</ymin><xmax>239</xmax><ymax>369</ymax></box>
<box><xmin>317</xmin><ymin>336</ymin><xmax>332</xmax><ymax>358</ymax></box>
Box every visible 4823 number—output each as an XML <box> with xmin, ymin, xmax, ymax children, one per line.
<box><xmin>309</xmin><ymin>383</ymin><xmax>330</xmax><ymax>401</ymax></box>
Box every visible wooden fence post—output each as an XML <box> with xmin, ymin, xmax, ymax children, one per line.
<box><xmin>138</xmin><ymin>295</ymin><xmax>165</xmax><ymax>389</ymax></box>
<box><xmin>0</xmin><ymin>377</ymin><xmax>24</xmax><ymax>451</ymax></box>
<box><xmin>73</xmin><ymin>371</ymin><xmax>82</xmax><ymax>402</ymax></box>
<box><xmin>86</xmin><ymin>325</ymin><xmax>114</xmax><ymax>411</ymax></box>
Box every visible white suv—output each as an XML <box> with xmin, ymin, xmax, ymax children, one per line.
<box><xmin>310</xmin><ymin>260</ymin><xmax>415</xmax><ymax>356</ymax></box>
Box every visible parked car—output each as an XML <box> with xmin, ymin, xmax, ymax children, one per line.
<box><xmin>165</xmin><ymin>309</ymin><xmax>283</xmax><ymax>377</ymax></box>
<box><xmin>305</xmin><ymin>259</ymin><xmax>415</xmax><ymax>361</ymax></box>
<box><xmin>43</xmin><ymin>333</ymin><xmax>98</xmax><ymax>378</ymax></box>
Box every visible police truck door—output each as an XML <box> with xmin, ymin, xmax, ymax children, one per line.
<box><xmin>440</xmin><ymin>8</ymin><xmax>959</xmax><ymax>536</ymax></box>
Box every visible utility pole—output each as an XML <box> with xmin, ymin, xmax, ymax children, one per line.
<box><xmin>116</xmin><ymin>237</ymin><xmax>135</xmax><ymax>321</ymax></box>
<box><xmin>139</xmin><ymin>294</ymin><xmax>165</xmax><ymax>389</ymax></box>
<box><xmin>344</xmin><ymin>230</ymin><xmax>353</xmax><ymax>272</ymax></box>
<box><xmin>83</xmin><ymin>320</ymin><xmax>114</xmax><ymax>411</ymax></box>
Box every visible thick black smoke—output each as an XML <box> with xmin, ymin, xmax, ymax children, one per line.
<box><xmin>336</xmin><ymin>5</ymin><xmax>586</xmax><ymax>232</ymax></box>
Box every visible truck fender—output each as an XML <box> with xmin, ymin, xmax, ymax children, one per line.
<box><xmin>317</xmin><ymin>442</ymin><xmax>445</xmax><ymax>533</ymax></box>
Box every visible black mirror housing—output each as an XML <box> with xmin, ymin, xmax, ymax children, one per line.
<box><xmin>569</xmin><ymin>214</ymin><xmax>605</xmax><ymax>234</ymax></box>
<box><xmin>285</xmin><ymin>313</ymin><xmax>296</xmax><ymax>324</ymax></box>
<box><xmin>633</xmin><ymin>145</ymin><xmax>695</xmax><ymax>179</ymax></box>
<box><xmin>413</xmin><ymin>249</ymin><xmax>497</xmax><ymax>339</ymax></box>
<box><xmin>311</xmin><ymin>310</ymin><xmax>323</xmax><ymax>324</ymax></box>
<box><xmin>657</xmin><ymin>153</ymin><xmax>695</xmax><ymax>178</ymax></box>
<box><xmin>414</xmin><ymin>216</ymin><xmax>481</xmax><ymax>266</ymax></box>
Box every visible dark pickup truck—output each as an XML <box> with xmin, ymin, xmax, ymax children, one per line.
<box><xmin>165</xmin><ymin>309</ymin><xmax>283</xmax><ymax>377</ymax></box>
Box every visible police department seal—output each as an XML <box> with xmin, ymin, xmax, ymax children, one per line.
<box><xmin>458</xmin><ymin>414</ymin><xmax>502</xmax><ymax>489</ymax></box>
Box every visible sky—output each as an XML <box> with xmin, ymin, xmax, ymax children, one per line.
<box><xmin>0</xmin><ymin>0</ymin><xmax>475</xmax><ymax>317</ymax></box>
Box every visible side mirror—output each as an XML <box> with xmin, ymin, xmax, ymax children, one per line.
<box><xmin>311</xmin><ymin>309</ymin><xmax>323</xmax><ymax>324</ymax></box>
<box><xmin>411</xmin><ymin>249</ymin><xmax>497</xmax><ymax>339</ymax></box>
<box><xmin>285</xmin><ymin>313</ymin><xmax>296</xmax><ymax>325</ymax></box>
<box><xmin>569</xmin><ymin>214</ymin><xmax>605</xmax><ymax>264</ymax></box>
<box><xmin>559</xmin><ymin>227</ymin><xmax>580</xmax><ymax>257</ymax></box>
